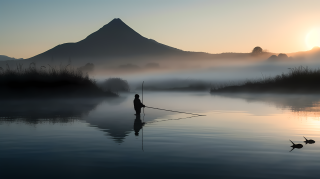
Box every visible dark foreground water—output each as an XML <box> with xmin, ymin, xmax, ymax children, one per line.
<box><xmin>1</xmin><ymin>92</ymin><xmax>320</xmax><ymax>179</ymax></box>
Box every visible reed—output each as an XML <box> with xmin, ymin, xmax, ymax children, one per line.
<box><xmin>0</xmin><ymin>63</ymin><xmax>117</xmax><ymax>98</ymax></box>
<box><xmin>211</xmin><ymin>66</ymin><xmax>320</xmax><ymax>93</ymax></box>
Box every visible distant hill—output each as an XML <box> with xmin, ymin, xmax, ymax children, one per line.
<box><xmin>0</xmin><ymin>55</ymin><xmax>23</xmax><ymax>61</ymax></box>
<box><xmin>19</xmin><ymin>18</ymin><xmax>285</xmax><ymax>71</ymax></box>
<box><xmin>27</xmin><ymin>18</ymin><xmax>189</xmax><ymax>64</ymax></box>
<box><xmin>287</xmin><ymin>46</ymin><xmax>320</xmax><ymax>59</ymax></box>
<box><xmin>27</xmin><ymin>18</ymin><xmax>270</xmax><ymax>68</ymax></box>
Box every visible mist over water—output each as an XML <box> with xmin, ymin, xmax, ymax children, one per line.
<box><xmin>89</xmin><ymin>52</ymin><xmax>320</xmax><ymax>91</ymax></box>
<box><xmin>1</xmin><ymin>92</ymin><xmax>320</xmax><ymax>178</ymax></box>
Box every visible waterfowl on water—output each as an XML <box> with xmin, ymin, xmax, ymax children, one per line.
<box><xmin>303</xmin><ymin>136</ymin><xmax>315</xmax><ymax>144</ymax></box>
<box><xmin>289</xmin><ymin>140</ymin><xmax>303</xmax><ymax>152</ymax></box>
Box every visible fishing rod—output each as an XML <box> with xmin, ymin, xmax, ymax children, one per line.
<box><xmin>142</xmin><ymin>81</ymin><xmax>144</xmax><ymax>105</ymax></box>
<box><xmin>142</xmin><ymin>81</ymin><xmax>144</xmax><ymax>151</ymax></box>
<box><xmin>142</xmin><ymin>120</ymin><xmax>144</xmax><ymax>152</ymax></box>
<box><xmin>142</xmin><ymin>81</ymin><xmax>145</xmax><ymax>120</ymax></box>
<box><xmin>145</xmin><ymin>106</ymin><xmax>205</xmax><ymax>116</ymax></box>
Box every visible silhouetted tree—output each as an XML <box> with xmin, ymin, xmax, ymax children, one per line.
<box><xmin>78</xmin><ymin>63</ymin><xmax>94</xmax><ymax>73</ymax></box>
<box><xmin>252</xmin><ymin>46</ymin><xmax>263</xmax><ymax>55</ymax></box>
<box><xmin>145</xmin><ymin>62</ymin><xmax>159</xmax><ymax>68</ymax></box>
<box><xmin>268</xmin><ymin>55</ymin><xmax>278</xmax><ymax>61</ymax></box>
<box><xmin>278</xmin><ymin>53</ymin><xmax>288</xmax><ymax>59</ymax></box>
<box><xmin>118</xmin><ymin>64</ymin><xmax>139</xmax><ymax>70</ymax></box>
<box><xmin>100</xmin><ymin>78</ymin><xmax>130</xmax><ymax>92</ymax></box>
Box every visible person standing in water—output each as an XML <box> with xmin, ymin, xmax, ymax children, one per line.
<box><xmin>134</xmin><ymin>94</ymin><xmax>145</xmax><ymax>115</ymax></box>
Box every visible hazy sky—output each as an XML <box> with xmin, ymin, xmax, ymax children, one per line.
<box><xmin>1</xmin><ymin>0</ymin><xmax>320</xmax><ymax>59</ymax></box>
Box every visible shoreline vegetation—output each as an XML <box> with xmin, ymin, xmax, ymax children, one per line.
<box><xmin>211</xmin><ymin>66</ymin><xmax>320</xmax><ymax>93</ymax></box>
<box><xmin>0</xmin><ymin>63</ymin><xmax>117</xmax><ymax>98</ymax></box>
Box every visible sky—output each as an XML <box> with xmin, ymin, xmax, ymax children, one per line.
<box><xmin>1</xmin><ymin>0</ymin><xmax>320</xmax><ymax>59</ymax></box>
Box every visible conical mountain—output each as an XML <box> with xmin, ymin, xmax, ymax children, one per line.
<box><xmin>80</xmin><ymin>18</ymin><xmax>144</xmax><ymax>44</ymax></box>
<box><xmin>28</xmin><ymin>18</ymin><xmax>184</xmax><ymax>62</ymax></box>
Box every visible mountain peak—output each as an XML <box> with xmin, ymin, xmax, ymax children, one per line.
<box><xmin>81</xmin><ymin>18</ymin><xmax>143</xmax><ymax>43</ymax></box>
<box><xmin>110</xmin><ymin>18</ymin><xmax>124</xmax><ymax>23</ymax></box>
<box><xmin>103</xmin><ymin>18</ymin><xmax>128</xmax><ymax>28</ymax></box>
<box><xmin>28</xmin><ymin>18</ymin><xmax>184</xmax><ymax>62</ymax></box>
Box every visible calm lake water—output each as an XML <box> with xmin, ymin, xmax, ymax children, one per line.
<box><xmin>1</xmin><ymin>92</ymin><xmax>320</xmax><ymax>178</ymax></box>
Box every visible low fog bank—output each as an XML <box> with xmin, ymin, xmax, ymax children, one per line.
<box><xmin>98</xmin><ymin>59</ymin><xmax>320</xmax><ymax>92</ymax></box>
<box><xmin>134</xmin><ymin>79</ymin><xmax>211</xmax><ymax>91</ymax></box>
<box><xmin>2</xmin><ymin>47</ymin><xmax>320</xmax><ymax>92</ymax></box>
<box><xmin>3</xmin><ymin>58</ymin><xmax>320</xmax><ymax>93</ymax></box>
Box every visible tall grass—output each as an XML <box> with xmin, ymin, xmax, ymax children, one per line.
<box><xmin>211</xmin><ymin>66</ymin><xmax>320</xmax><ymax>93</ymax></box>
<box><xmin>0</xmin><ymin>63</ymin><xmax>116</xmax><ymax>98</ymax></box>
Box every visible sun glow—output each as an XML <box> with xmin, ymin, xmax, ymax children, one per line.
<box><xmin>306</xmin><ymin>28</ymin><xmax>320</xmax><ymax>50</ymax></box>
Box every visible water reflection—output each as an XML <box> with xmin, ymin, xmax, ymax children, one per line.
<box><xmin>85</xmin><ymin>108</ymin><xmax>168</xmax><ymax>143</ymax></box>
<box><xmin>0</xmin><ymin>98</ymin><xmax>104</xmax><ymax>124</ymax></box>
<box><xmin>134</xmin><ymin>115</ymin><xmax>145</xmax><ymax>136</ymax></box>
<box><xmin>214</xmin><ymin>93</ymin><xmax>320</xmax><ymax>113</ymax></box>
<box><xmin>2</xmin><ymin>92</ymin><xmax>320</xmax><ymax>179</ymax></box>
<box><xmin>82</xmin><ymin>93</ymin><xmax>203</xmax><ymax>143</ymax></box>
<box><xmin>146</xmin><ymin>115</ymin><xmax>200</xmax><ymax>124</ymax></box>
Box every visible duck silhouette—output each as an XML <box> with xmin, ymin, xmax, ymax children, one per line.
<box><xmin>289</xmin><ymin>140</ymin><xmax>303</xmax><ymax>152</ymax></box>
<box><xmin>303</xmin><ymin>136</ymin><xmax>315</xmax><ymax>144</ymax></box>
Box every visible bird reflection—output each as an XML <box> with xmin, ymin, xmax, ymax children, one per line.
<box><xmin>289</xmin><ymin>140</ymin><xmax>303</xmax><ymax>152</ymax></box>
<box><xmin>134</xmin><ymin>115</ymin><xmax>145</xmax><ymax>136</ymax></box>
<box><xmin>303</xmin><ymin>136</ymin><xmax>315</xmax><ymax>144</ymax></box>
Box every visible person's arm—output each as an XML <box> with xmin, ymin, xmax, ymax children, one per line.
<box><xmin>139</xmin><ymin>99</ymin><xmax>145</xmax><ymax>107</ymax></box>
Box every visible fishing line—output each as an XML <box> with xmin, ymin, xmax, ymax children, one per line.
<box><xmin>145</xmin><ymin>115</ymin><xmax>200</xmax><ymax>124</ymax></box>
<box><xmin>141</xmin><ymin>81</ymin><xmax>204</xmax><ymax>116</ymax></box>
<box><xmin>145</xmin><ymin>106</ymin><xmax>205</xmax><ymax>116</ymax></box>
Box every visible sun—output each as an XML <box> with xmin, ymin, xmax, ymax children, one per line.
<box><xmin>306</xmin><ymin>28</ymin><xmax>320</xmax><ymax>50</ymax></box>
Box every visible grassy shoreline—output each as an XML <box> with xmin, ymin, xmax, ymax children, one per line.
<box><xmin>0</xmin><ymin>63</ymin><xmax>117</xmax><ymax>98</ymax></box>
<box><xmin>211</xmin><ymin>66</ymin><xmax>320</xmax><ymax>93</ymax></box>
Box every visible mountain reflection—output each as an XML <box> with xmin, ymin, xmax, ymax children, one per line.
<box><xmin>0</xmin><ymin>93</ymin><xmax>204</xmax><ymax>144</ymax></box>
<box><xmin>0</xmin><ymin>98</ymin><xmax>104</xmax><ymax>124</ymax></box>
<box><xmin>85</xmin><ymin>110</ymin><xmax>154</xmax><ymax>143</ymax></box>
<box><xmin>86</xmin><ymin>112</ymin><xmax>201</xmax><ymax>143</ymax></box>
<box><xmin>84</xmin><ymin>94</ymin><xmax>199</xmax><ymax>143</ymax></box>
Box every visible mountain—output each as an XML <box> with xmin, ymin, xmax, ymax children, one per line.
<box><xmin>28</xmin><ymin>18</ymin><xmax>186</xmax><ymax>64</ymax></box>
<box><xmin>0</xmin><ymin>55</ymin><xmax>23</xmax><ymax>61</ymax></box>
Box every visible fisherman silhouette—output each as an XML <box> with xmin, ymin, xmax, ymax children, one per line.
<box><xmin>133</xmin><ymin>94</ymin><xmax>145</xmax><ymax>115</ymax></box>
<box><xmin>134</xmin><ymin>115</ymin><xmax>145</xmax><ymax>136</ymax></box>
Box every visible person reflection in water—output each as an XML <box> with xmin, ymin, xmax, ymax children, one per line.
<box><xmin>134</xmin><ymin>94</ymin><xmax>145</xmax><ymax>115</ymax></box>
<box><xmin>134</xmin><ymin>115</ymin><xmax>145</xmax><ymax>136</ymax></box>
